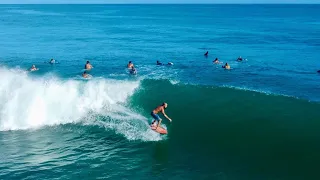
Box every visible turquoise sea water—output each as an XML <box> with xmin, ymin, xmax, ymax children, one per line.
<box><xmin>0</xmin><ymin>4</ymin><xmax>320</xmax><ymax>180</ymax></box>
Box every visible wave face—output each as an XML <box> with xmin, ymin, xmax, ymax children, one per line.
<box><xmin>130</xmin><ymin>79</ymin><xmax>320</xmax><ymax>180</ymax></box>
<box><xmin>1</xmin><ymin>69</ymin><xmax>320</xmax><ymax>180</ymax></box>
<box><xmin>0</xmin><ymin>67</ymin><xmax>163</xmax><ymax>141</ymax></box>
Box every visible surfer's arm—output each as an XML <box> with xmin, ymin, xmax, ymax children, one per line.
<box><xmin>162</xmin><ymin>110</ymin><xmax>172</xmax><ymax>122</ymax></box>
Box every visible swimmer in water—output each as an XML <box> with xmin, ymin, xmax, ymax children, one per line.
<box><xmin>213</xmin><ymin>58</ymin><xmax>220</xmax><ymax>64</ymax></box>
<box><xmin>49</xmin><ymin>59</ymin><xmax>55</xmax><ymax>64</ymax></box>
<box><xmin>151</xmin><ymin>102</ymin><xmax>172</xmax><ymax>128</ymax></box>
<box><xmin>204</xmin><ymin>51</ymin><xmax>208</xmax><ymax>56</ymax></box>
<box><xmin>82</xmin><ymin>71</ymin><xmax>89</xmax><ymax>78</ymax></box>
<box><xmin>156</xmin><ymin>60</ymin><xmax>163</xmax><ymax>65</ymax></box>
<box><xmin>30</xmin><ymin>65</ymin><xmax>38</xmax><ymax>71</ymax></box>
<box><xmin>222</xmin><ymin>63</ymin><xmax>230</xmax><ymax>70</ymax></box>
<box><xmin>85</xmin><ymin>61</ymin><xmax>93</xmax><ymax>70</ymax></box>
<box><xmin>127</xmin><ymin>61</ymin><xmax>134</xmax><ymax>69</ymax></box>
<box><xmin>237</xmin><ymin>56</ymin><xmax>243</xmax><ymax>62</ymax></box>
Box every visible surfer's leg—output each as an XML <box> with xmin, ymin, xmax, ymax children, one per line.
<box><xmin>157</xmin><ymin>119</ymin><xmax>162</xmax><ymax>128</ymax></box>
<box><xmin>150</xmin><ymin>112</ymin><xmax>157</xmax><ymax>126</ymax></box>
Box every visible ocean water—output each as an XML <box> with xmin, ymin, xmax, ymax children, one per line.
<box><xmin>0</xmin><ymin>4</ymin><xmax>320</xmax><ymax>180</ymax></box>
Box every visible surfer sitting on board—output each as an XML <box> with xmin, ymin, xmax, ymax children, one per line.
<box><xmin>213</xmin><ymin>58</ymin><xmax>220</xmax><ymax>64</ymax></box>
<box><xmin>85</xmin><ymin>61</ymin><xmax>93</xmax><ymax>70</ymax></box>
<box><xmin>151</xmin><ymin>103</ymin><xmax>172</xmax><ymax>128</ymax></box>
<box><xmin>49</xmin><ymin>58</ymin><xmax>55</xmax><ymax>64</ymax></box>
<box><xmin>222</xmin><ymin>63</ymin><xmax>230</xmax><ymax>70</ymax></box>
<box><xmin>127</xmin><ymin>61</ymin><xmax>134</xmax><ymax>68</ymax></box>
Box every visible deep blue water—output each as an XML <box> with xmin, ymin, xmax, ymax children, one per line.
<box><xmin>0</xmin><ymin>4</ymin><xmax>319</xmax><ymax>100</ymax></box>
<box><xmin>0</xmin><ymin>4</ymin><xmax>320</xmax><ymax>180</ymax></box>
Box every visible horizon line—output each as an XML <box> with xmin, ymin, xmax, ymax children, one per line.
<box><xmin>0</xmin><ymin>3</ymin><xmax>319</xmax><ymax>5</ymax></box>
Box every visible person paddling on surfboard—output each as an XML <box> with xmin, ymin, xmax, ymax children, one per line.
<box><xmin>151</xmin><ymin>103</ymin><xmax>172</xmax><ymax>128</ymax></box>
<box><xmin>156</xmin><ymin>60</ymin><xmax>163</xmax><ymax>65</ymax></box>
<box><xmin>82</xmin><ymin>71</ymin><xmax>89</xmax><ymax>78</ymax></box>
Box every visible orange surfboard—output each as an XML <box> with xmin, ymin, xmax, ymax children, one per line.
<box><xmin>151</xmin><ymin>125</ymin><xmax>167</xmax><ymax>134</ymax></box>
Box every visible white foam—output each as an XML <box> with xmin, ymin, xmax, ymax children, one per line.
<box><xmin>169</xmin><ymin>80</ymin><xmax>180</xmax><ymax>85</ymax></box>
<box><xmin>7</xmin><ymin>9</ymin><xmax>62</xmax><ymax>16</ymax></box>
<box><xmin>0</xmin><ymin>66</ymin><xmax>162</xmax><ymax>141</ymax></box>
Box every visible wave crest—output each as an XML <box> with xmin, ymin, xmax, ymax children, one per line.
<box><xmin>0</xmin><ymin>67</ymin><xmax>162</xmax><ymax>141</ymax></box>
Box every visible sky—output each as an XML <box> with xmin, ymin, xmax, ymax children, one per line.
<box><xmin>0</xmin><ymin>0</ymin><xmax>320</xmax><ymax>4</ymax></box>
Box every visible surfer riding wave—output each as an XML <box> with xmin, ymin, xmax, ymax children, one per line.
<box><xmin>151</xmin><ymin>102</ymin><xmax>172</xmax><ymax>128</ymax></box>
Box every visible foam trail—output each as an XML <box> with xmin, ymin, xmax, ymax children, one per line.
<box><xmin>0</xmin><ymin>67</ymin><xmax>162</xmax><ymax>141</ymax></box>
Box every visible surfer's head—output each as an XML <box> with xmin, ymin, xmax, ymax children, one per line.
<box><xmin>162</xmin><ymin>102</ymin><xmax>168</xmax><ymax>109</ymax></box>
<box><xmin>86</xmin><ymin>61</ymin><xmax>90</xmax><ymax>64</ymax></box>
<box><xmin>129</xmin><ymin>61</ymin><xmax>132</xmax><ymax>64</ymax></box>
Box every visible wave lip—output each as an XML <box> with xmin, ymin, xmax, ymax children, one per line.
<box><xmin>0</xmin><ymin>67</ymin><xmax>163</xmax><ymax>141</ymax></box>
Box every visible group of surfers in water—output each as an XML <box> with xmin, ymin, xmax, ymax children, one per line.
<box><xmin>127</xmin><ymin>60</ymin><xmax>173</xmax><ymax>75</ymax></box>
<box><xmin>206</xmin><ymin>51</ymin><xmax>320</xmax><ymax>73</ymax></box>
<box><xmin>29</xmin><ymin>58</ymin><xmax>173</xmax><ymax>79</ymax></box>
<box><xmin>205</xmin><ymin>51</ymin><xmax>243</xmax><ymax>70</ymax></box>
<box><xmin>29</xmin><ymin>59</ymin><xmax>94</xmax><ymax>78</ymax></box>
<box><xmin>29</xmin><ymin>59</ymin><xmax>57</xmax><ymax>71</ymax></box>
<box><xmin>30</xmin><ymin>52</ymin><xmax>320</xmax><ymax>75</ymax></box>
